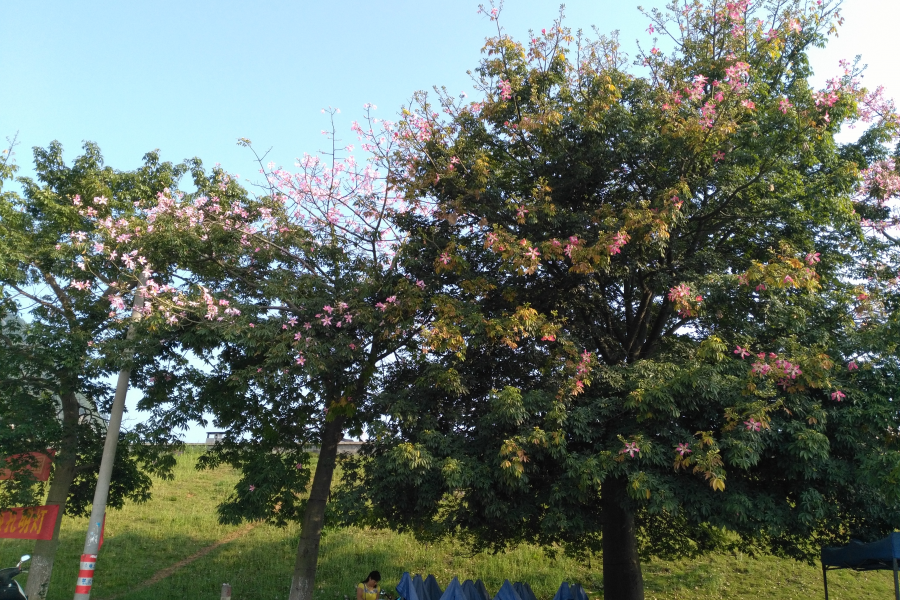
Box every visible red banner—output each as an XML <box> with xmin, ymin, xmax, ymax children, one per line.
<box><xmin>0</xmin><ymin>505</ymin><xmax>59</xmax><ymax>540</ymax></box>
<box><xmin>0</xmin><ymin>450</ymin><xmax>55</xmax><ymax>481</ymax></box>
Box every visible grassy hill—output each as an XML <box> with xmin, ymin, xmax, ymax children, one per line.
<box><xmin>0</xmin><ymin>447</ymin><xmax>893</xmax><ymax>600</ymax></box>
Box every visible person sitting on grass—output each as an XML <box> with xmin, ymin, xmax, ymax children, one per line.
<box><xmin>357</xmin><ymin>571</ymin><xmax>382</xmax><ymax>600</ymax></box>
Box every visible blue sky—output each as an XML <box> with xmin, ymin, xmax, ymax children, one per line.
<box><xmin>1</xmin><ymin>0</ymin><xmax>896</xmax><ymax>441</ymax></box>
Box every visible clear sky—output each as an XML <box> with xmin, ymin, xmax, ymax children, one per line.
<box><xmin>1</xmin><ymin>0</ymin><xmax>895</xmax><ymax>441</ymax></box>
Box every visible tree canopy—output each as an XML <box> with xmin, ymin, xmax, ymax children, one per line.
<box><xmin>0</xmin><ymin>141</ymin><xmax>181</xmax><ymax>599</ymax></box>
<box><xmin>335</xmin><ymin>2</ymin><xmax>900</xmax><ymax>599</ymax></box>
<box><xmin>73</xmin><ymin>110</ymin><xmax>434</xmax><ymax>600</ymax></box>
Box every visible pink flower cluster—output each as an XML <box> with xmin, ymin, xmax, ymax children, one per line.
<box><xmin>607</xmin><ymin>231</ymin><xmax>629</xmax><ymax>255</ymax></box>
<box><xmin>860</xmin><ymin>159</ymin><xmax>900</xmax><ymax>205</ymax></box>
<box><xmin>667</xmin><ymin>283</ymin><xmax>702</xmax><ymax>318</ymax></box>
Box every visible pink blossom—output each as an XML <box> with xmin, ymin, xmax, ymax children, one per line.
<box><xmin>323</xmin><ymin>305</ymin><xmax>334</xmax><ymax>314</ymax></box>
<box><xmin>805</xmin><ymin>252</ymin><xmax>821</xmax><ymax>265</ymax></box>
<box><xmin>744</xmin><ymin>419</ymin><xmax>762</xmax><ymax>432</ymax></box>
<box><xmin>751</xmin><ymin>361</ymin><xmax>772</xmax><ymax>376</ymax></box>
<box><xmin>525</xmin><ymin>247</ymin><xmax>540</xmax><ymax>261</ymax></box>
<box><xmin>439</xmin><ymin>252</ymin><xmax>451</xmax><ymax>265</ymax></box>
<box><xmin>320</xmin><ymin>315</ymin><xmax>332</xmax><ymax>325</ymax></box>
<box><xmin>249</xmin><ymin>485</ymin><xmax>255</xmax><ymax>492</ymax></box>
<box><xmin>620</xmin><ymin>442</ymin><xmax>641</xmax><ymax>457</ymax></box>
<box><xmin>848</xmin><ymin>361</ymin><xmax>859</xmax><ymax>371</ymax></box>
<box><xmin>499</xmin><ymin>80</ymin><xmax>513</xmax><ymax>101</ymax></box>
<box><xmin>296</xmin><ymin>355</ymin><xmax>306</xmax><ymax>365</ymax></box>
<box><xmin>108</xmin><ymin>295</ymin><xmax>126</xmax><ymax>310</ymax></box>
<box><xmin>676</xmin><ymin>443</ymin><xmax>692</xmax><ymax>456</ymax></box>
<box><xmin>376</xmin><ymin>302</ymin><xmax>387</xmax><ymax>312</ymax></box>
<box><xmin>831</xmin><ymin>390</ymin><xmax>846</xmax><ymax>401</ymax></box>
<box><xmin>734</xmin><ymin>346</ymin><xmax>751</xmax><ymax>359</ymax></box>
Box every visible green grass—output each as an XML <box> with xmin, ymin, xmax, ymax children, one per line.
<box><xmin>1</xmin><ymin>447</ymin><xmax>896</xmax><ymax>599</ymax></box>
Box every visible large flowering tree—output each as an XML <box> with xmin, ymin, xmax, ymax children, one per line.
<box><xmin>83</xmin><ymin>109</ymin><xmax>434</xmax><ymax>600</ymax></box>
<box><xmin>337</xmin><ymin>2</ymin><xmax>900</xmax><ymax>599</ymax></box>
<box><xmin>0</xmin><ymin>141</ymin><xmax>180</xmax><ymax>600</ymax></box>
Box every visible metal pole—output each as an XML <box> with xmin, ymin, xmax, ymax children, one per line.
<box><xmin>73</xmin><ymin>278</ymin><xmax>145</xmax><ymax>600</ymax></box>
<box><xmin>894</xmin><ymin>557</ymin><xmax>899</xmax><ymax>600</ymax></box>
<box><xmin>822</xmin><ymin>565</ymin><xmax>829</xmax><ymax>600</ymax></box>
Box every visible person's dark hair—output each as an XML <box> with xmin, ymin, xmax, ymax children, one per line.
<box><xmin>362</xmin><ymin>571</ymin><xmax>381</xmax><ymax>584</ymax></box>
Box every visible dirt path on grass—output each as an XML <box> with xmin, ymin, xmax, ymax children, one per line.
<box><xmin>97</xmin><ymin>522</ymin><xmax>258</xmax><ymax>600</ymax></box>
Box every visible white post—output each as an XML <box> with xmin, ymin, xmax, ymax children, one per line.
<box><xmin>73</xmin><ymin>278</ymin><xmax>145</xmax><ymax>600</ymax></box>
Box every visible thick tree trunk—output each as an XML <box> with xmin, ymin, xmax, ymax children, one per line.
<box><xmin>24</xmin><ymin>391</ymin><xmax>80</xmax><ymax>600</ymax></box>
<box><xmin>602</xmin><ymin>477</ymin><xmax>644</xmax><ymax>600</ymax></box>
<box><xmin>288</xmin><ymin>414</ymin><xmax>346</xmax><ymax>600</ymax></box>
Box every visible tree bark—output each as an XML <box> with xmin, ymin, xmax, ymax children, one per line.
<box><xmin>602</xmin><ymin>477</ymin><xmax>644</xmax><ymax>600</ymax></box>
<box><xmin>288</xmin><ymin>414</ymin><xmax>346</xmax><ymax>600</ymax></box>
<box><xmin>24</xmin><ymin>391</ymin><xmax>80</xmax><ymax>600</ymax></box>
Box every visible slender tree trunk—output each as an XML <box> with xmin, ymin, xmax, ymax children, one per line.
<box><xmin>24</xmin><ymin>391</ymin><xmax>80</xmax><ymax>600</ymax></box>
<box><xmin>288</xmin><ymin>414</ymin><xmax>346</xmax><ymax>600</ymax></box>
<box><xmin>602</xmin><ymin>477</ymin><xmax>644</xmax><ymax>600</ymax></box>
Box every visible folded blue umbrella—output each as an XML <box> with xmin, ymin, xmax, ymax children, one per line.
<box><xmin>493</xmin><ymin>580</ymin><xmax>523</xmax><ymax>600</ymax></box>
<box><xmin>551</xmin><ymin>582</ymin><xmax>571</xmax><ymax>600</ymax></box>
<box><xmin>474</xmin><ymin>580</ymin><xmax>490</xmax><ymax>600</ymax></box>
<box><xmin>396</xmin><ymin>572</ymin><xmax>420</xmax><ymax>600</ymax></box>
<box><xmin>424</xmin><ymin>574</ymin><xmax>443</xmax><ymax>600</ymax></box>
<box><xmin>461</xmin><ymin>579</ymin><xmax>478</xmax><ymax>600</ymax></box>
<box><xmin>512</xmin><ymin>582</ymin><xmax>537</xmax><ymax>600</ymax></box>
<box><xmin>413</xmin><ymin>574</ymin><xmax>427</xmax><ymax>600</ymax></box>
<box><xmin>439</xmin><ymin>577</ymin><xmax>467</xmax><ymax>600</ymax></box>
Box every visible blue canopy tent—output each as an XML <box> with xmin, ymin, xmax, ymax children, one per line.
<box><xmin>551</xmin><ymin>582</ymin><xmax>588</xmax><ymax>600</ymax></box>
<box><xmin>492</xmin><ymin>580</ymin><xmax>523</xmax><ymax>600</ymax></box>
<box><xmin>462</xmin><ymin>579</ymin><xmax>490</xmax><ymax>600</ymax></box>
<box><xmin>397</xmin><ymin>573</ymin><xmax>421</xmax><ymax>600</ymax></box>
<box><xmin>440</xmin><ymin>578</ymin><xmax>468</xmax><ymax>600</ymax></box>
<box><xmin>413</xmin><ymin>575</ymin><xmax>428</xmax><ymax>600</ymax></box>
<box><xmin>821</xmin><ymin>533</ymin><xmax>900</xmax><ymax>600</ymax></box>
<box><xmin>424</xmin><ymin>575</ymin><xmax>443</xmax><ymax>600</ymax></box>
<box><xmin>512</xmin><ymin>582</ymin><xmax>537</xmax><ymax>600</ymax></box>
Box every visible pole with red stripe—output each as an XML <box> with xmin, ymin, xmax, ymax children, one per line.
<box><xmin>74</xmin><ymin>555</ymin><xmax>97</xmax><ymax>596</ymax></box>
<box><xmin>73</xmin><ymin>275</ymin><xmax>145</xmax><ymax>600</ymax></box>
